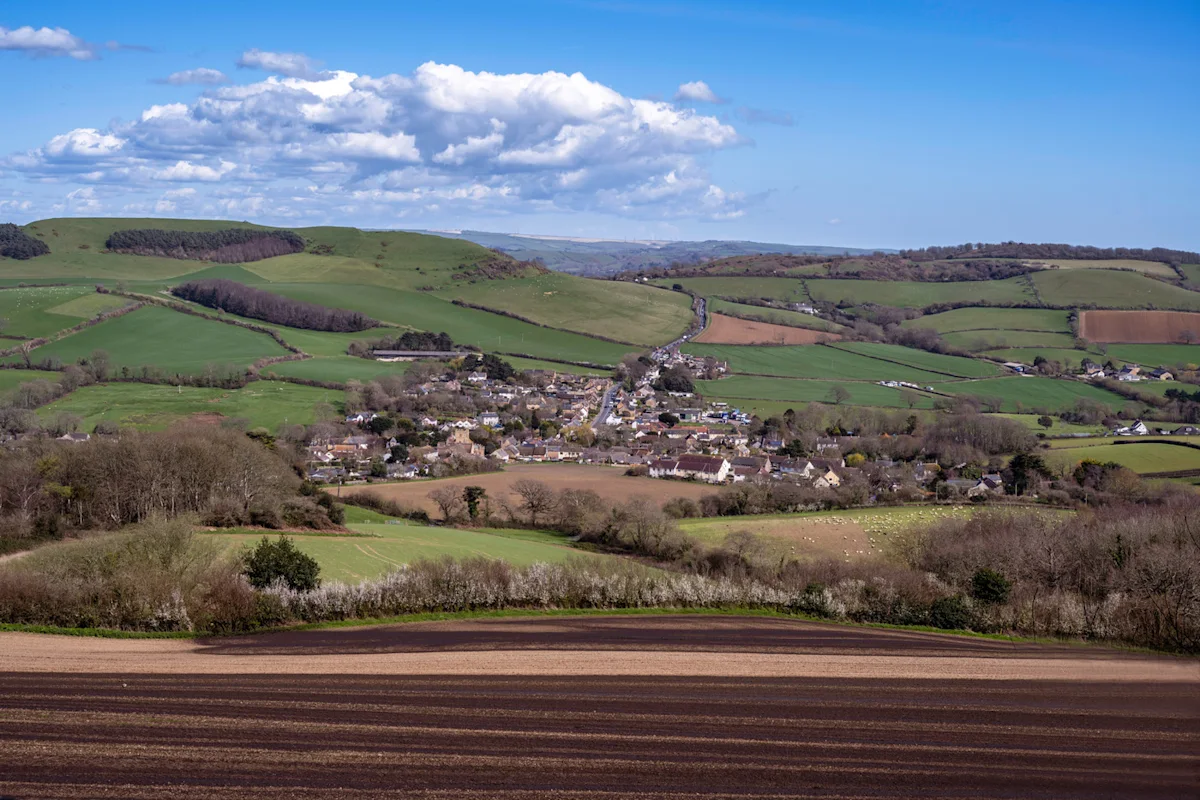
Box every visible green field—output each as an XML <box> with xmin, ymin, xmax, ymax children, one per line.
<box><xmin>1043</xmin><ymin>442</ymin><xmax>1200</xmax><ymax>475</ymax></box>
<box><xmin>442</xmin><ymin>273</ymin><xmax>693</xmax><ymax>346</ymax></box>
<box><xmin>942</xmin><ymin>330</ymin><xmax>1080</xmax><ymax>351</ymax></box>
<box><xmin>1181</xmin><ymin>265</ymin><xmax>1200</xmax><ymax>284</ymax></box>
<box><xmin>683</xmin><ymin>343</ymin><xmax>949</xmax><ymax>382</ymax></box>
<box><xmin>36</xmin><ymin>380</ymin><xmax>342</xmax><ymax>430</ymax></box>
<box><xmin>698</xmin><ymin>375</ymin><xmax>936</xmax><ymax>409</ymax></box>
<box><xmin>0</xmin><ymin>286</ymin><xmax>132</xmax><ymax>338</ymax></box>
<box><xmin>996</xmin><ymin>413</ymin><xmax>1106</xmax><ymax>435</ymax></box>
<box><xmin>1032</xmin><ymin>269</ymin><xmax>1200</xmax><ymax>310</ymax></box>
<box><xmin>502</xmin><ymin>356</ymin><xmax>609</xmax><ymax>375</ymax></box>
<box><xmin>650</xmin><ymin>276</ymin><xmax>808</xmax><ymax>302</ymax></box>
<box><xmin>204</xmin><ymin>522</ymin><xmax>610</xmax><ymax>583</ymax></box>
<box><xmin>806</xmin><ymin>277</ymin><xmax>1033</xmax><ymax>307</ymax></box>
<box><xmin>829</xmin><ymin>341</ymin><xmax>1003</xmax><ymax>378</ymax></box>
<box><xmin>938</xmin><ymin>376</ymin><xmax>1128</xmax><ymax>412</ymax></box>
<box><xmin>903</xmin><ymin>307</ymin><xmax>1072</xmax><ymax>334</ymax></box>
<box><xmin>1104</xmin><ymin>344</ymin><xmax>1200</xmax><ymax>369</ymax></box>
<box><xmin>263</xmin><ymin>356</ymin><xmax>411</xmax><ymax>384</ymax></box>
<box><xmin>705</xmin><ymin>298</ymin><xmax>843</xmax><ymax>332</ymax></box>
<box><xmin>1029</xmin><ymin>259</ymin><xmax>1179</xmax><ymax>278</ymax></box>
<box><xmin>13</xmin><ymin>305</ymin><xmax>288</xmax><ymax>374</ymax></box>
<box><xmin>0</xmin><ymin>369</ymin><xmax>63</xmax><ymax>394</ymax></box>
<box><xmin>265</xmin><ymin>283</ymin><xmax>633</xmax><ymax>366</ymax></box>
<box><xmin>980</xmin><ymin>347</ymin><xmax>1104</xmax><ymax>368</ymax></box>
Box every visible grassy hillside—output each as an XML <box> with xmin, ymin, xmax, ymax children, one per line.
<box><xmin>651</xmin><ymin>276</ymin><xmax>808</xmax><ymax>302</ymax></box>
<box><xmin>682</xmin><ymin>343</ymin><xmax>949</xmax><ymax>382</ymax></box>
<box><xmin>938</xmin><ymin>376</ymin><xmax>1128</xmax><ymax>412</ymax></box>
<box><xmin>10</xmin><ymin>305</ymin><xmax>288</xmax><ymax>374</ymax></box>
<box><xmin>698</xmin><ymin>375</ymin><xmax>936</xmax><ymax>409</ymax></box>
<box><xmin>1043</xmin><ymin>442</ymin><xmax>1200</xmax><ymax>475</ymax></box>
<box><xmin>806</xmin><ymin>277</ymin><xmax>1034</xmax><ymax>307</ymax></box>
<box><xmin>0</xmin><ymin>286</ymin><xmax>132</xmax><ymax>338</ymax></box>
<box><xmin>1033</xmin><ymin>270</ymin><xmax>1200</xmax><ymax>310</ymax></box>
<box><xmin>904</xmin><ymin>307</ymin><xmax>1071</xmax><ymax>334</ymax></box>
<box><xmin>706</xmin><ymin>298</ymin><xmax>844</xmax><ymax>332</ymax></box>
<box><xmin>262</xmin><ymin>356</ymin><xmax>411</xmax><ymax>384</ymax></box>
<box><xmin>830</xmin><ymin>341</ymin><xmax>1003</xmax><ymax>378</ymax></box>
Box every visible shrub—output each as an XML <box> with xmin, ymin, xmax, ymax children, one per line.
<box><xmin>970</xmin><ymin>567</ymin><xmax>1012</xmax><ymax>605</ymax></box>
<box><xmin>242</xmin><ymin>536</ymin><xmax>321</xmax><ymax>591</ymax></box>
<box><xmin>929</xmin><ymin>595</ymin><xmax>972</xmax><ymax>630</ymax></box>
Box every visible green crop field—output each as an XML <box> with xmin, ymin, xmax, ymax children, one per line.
<box><xmin>903</xmin><ymin>307</ymin><xmax>1072</xmax><ymax>334</ymax></box>
<box><xmin>1104</xmin><ymin>344</ymin><xmax>1200</xmax><ymax>368</ymax></box>
<box><xmin>262</xmin><ymin>356</ymin><xmax>411</xmax><ymax>384</ymax></box>
<box><xmin>12</xmin><ymin>305</ymin><xmax>288</xmax><ymax>374</ymax></box>
<box><xmin>706</xmin><ymin>298</ymin><xmax>843</xmax><ymax>332</ymax></box>
<box><xmin>698</xmin><ymin>375</ymin><xmax>936</xmax><ymax>409</ymax></box>
<box><xmin>203</xmin><ymin>522</ymin><xmax>611</xmax><ymax>583</ymax></box>
<box><xmin>264</xmin><ymin>283</ymin><xmax>633</xmax><ymax>366</ymax></box>
<box><xmin>36</xmin><ymin>380</ymin><xmax>341</xmax><ymax>431</ymax></box>
<box><xmin>683</xmin><ymin>343</ymin><xmax>949</xmax><ymax>382</ymax></box>
<box><xmin>829</xmin><ymin>341</ymin><xmax>1003</xmax><ymax>378</ymax></box>
<box><xmin>938</xmin><ymin>376</ymin><xmax>1127</xmax><ymax>412</ymax></box>
<box><xmin>942</xmin><ymin>330</ymin><xmax>1080</xmax><ymax>351</ymax></box>
<box><xmin>1043</xmin><ymin>442</ymin><xmax>1200</xmax><ymax>475</ymax></box>
<box><xmin>650</xmin><ymin>276</ymin><xmax>807</xmax><ymax>302</ymax></box>
<box><xmin>1181</xmin><ymin>265</ymin><xmax>1200</xmax><ymax>284</ymax></box>
<box><xmin>0</xmin><ymin>286</ymin><xmax>132</xmax><ymax>338</ymax></box>
<box><xmin>806</xmin><ymin>277</ymin><xmax>1033</xmax><ymax>307</ymax></box>
<box><xmin>442</xmin><ymin>272</ymin><xmax>693</xmax><ymax>346</ymax></box>
<box><xmin>980</xmin><ymin>347</ymin><xmax>1106</xmax><ymax>368</ymax></box>
<box><xmin>1032</xmin><ymin>269</ymin><xmax>1200</xmax><ymax>310</ymax></box>
<box><xmin>996</xmin><ymin>413</ymin><xmax>1106</xmax><ymax>435</ymax></box>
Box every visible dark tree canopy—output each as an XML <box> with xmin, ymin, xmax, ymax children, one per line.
<box><xmin>0</xmin><ymin>224</ymin><xmax>50</xmax><ymax>260</ymax></box>
<box><xmin>107</xmin><ymin>228</ymin><xmax>305</xmax><ymax>263</ymax></box>
<box><xmin>369</xmin><ymin>331</ymin><xmax>459</xmax><ymax>352</ymax></box>
<box><xmin>901</xmin><ymin>241</ymin><xmax>1200</xmax><ymax>266</ymax></box>
<box><xmin>242</xmin><ymin>535</ymin><xmax>321</xmax><ymax>590</ymax></box>
<box><xmin>173</xmin><ymin>279</ymin><xmax>377</xmax><ymax>332</ymax></box>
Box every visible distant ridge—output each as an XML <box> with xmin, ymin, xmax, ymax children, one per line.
<box><xmin>397</xmin><ymin>228</ymin><xmax>895</xmax><ymax>275</ymax></box>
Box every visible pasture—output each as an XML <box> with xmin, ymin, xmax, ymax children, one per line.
<box><xmin>202</xmin><ymin>522</ymin><xmax>603</xmax><ymax>584</ymax></box>
<box><xmin>938</xmin><ymin>376</ymin><xmax>1128</xmax><ymax>412</ymax></box>
<box><xmin>697</xmin><ymin>375</ymin><xmax>936</xmax><ymax>409</ymax></box>
<box><xmin>650</xmin><ymin>276</ymin><xmax>807</xmax><ymax>302</ymax></box>
<box><xmin>1029</xmin><ymin>259</ymin><xmax>1180</xmax><ymax>278</ymax></box>
<box><xmin>830</xmin><ymin>341</ymin><xmax>1003</xmax><ymax>378</ymax></box>
<box><xmin>443</xmin><ymin>273</ymin><xmax>693</xmax><ymax>346</ymax></box>
<box><xmin>1080</xmin><ymin>310</ymin><xmax>1200</xmax><ymax>344</ymax></box>
<box><xmin>806</xmin><ymin>277</ymin><xmax>1032</xmax><ymax>307</ymax></box>
<box><xmin>980</xmin><ymin>347</ymin><xmax>1104</xmax><ymax>369</ymax></box>
<box><xmin>0</xmin><ymin>369</ymin><xmax>63</xmax><ymax>394</ymax></box>
<box><xmin>1042</xmin><ymin>442</ymin><xmax>1200</xmax><ymax>476</ymax></box>
<box><xmin>943</xmin><ymin>330</ymin><xmax>1079</xmax><ymax>351</ymax></box>
<box><xmin>694</xmin><ymin>313</ymin><xmax>836</xmax><ymax>345</ymax></box>
<box><xmin>682</xmin><ymin>343</ymin><xmax>949</xmax><ymax>382</ymax></box>
<box><xmin>14</xmin><ymin>305</ymin><xmax>288</xmax><ymax>374</ymax></box>
<box><xmin>1104</xmin><ymin>343</ymin><xmax>1200</xmax><ymax>368</ymax></box>
<box><xmin>263</xmin><ymin>356</ymin><xmax>410</xmax><ymax>384</ymax></box>
<box><xmin>342</xmin><ymin>464</ymin><xmax>716</xmax><ymax>516</ymax></box>
<box><xmin>903</xmin><ymin>307</ymin><xmax>1071</xmax><ymax>334</ymax></box>
<box><xmin>1032</xmin><ymin>269</ymin><xmax>1200</xmax><ymax>310</ymax></box>
<box><xmin>36</xmin><ymin>380</ymin><xmax>341</xmax><ymax>430</ymax></box>
<box><xmin>0</xmin><ymin>286</ymin><xmax>131</xmax><ymax>338</ymax></box>
<box><xmin>706</xmin><ymin>298</ymin><xmax>843</xmax><ymax>332</ymax></box>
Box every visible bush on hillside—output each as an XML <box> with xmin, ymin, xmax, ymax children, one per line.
<box><xmin>242</xmin><ymin>535</ymin><xmax>321</xmax><ymax>591</ymax></box>
<box><xmin>0</xmin><ymin>223</ymin><xmax>50</xmax><ymax>260</ymax></box>
<box><xmin>172</xmin><ymin>279</ymin><xmax>377</xmax><ymax>332</ymax></box>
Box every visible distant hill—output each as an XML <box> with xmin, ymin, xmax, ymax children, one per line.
<box><xmin>403</xmin><ymin>229</ymin><xmax>894</xmax><ymax>275</ymax></box>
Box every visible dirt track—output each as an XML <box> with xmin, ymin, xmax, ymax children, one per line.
<box><xmin>1</xmin><ymin>615</ymin><xmax>1197</xmax><ymax>798</ymax></box>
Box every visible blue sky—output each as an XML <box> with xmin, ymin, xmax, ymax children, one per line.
<box><xmin>1</xmin><ymin>0</ymin><xmax>1196</xmax><ymax>249</ymax></box>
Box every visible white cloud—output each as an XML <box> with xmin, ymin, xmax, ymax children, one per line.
<box><xmin>159</xmin><ymin>68</ymin><xmax>229</xmax><ymax>86</ymax></box>
<box><xmin>674</xmin><ymin>80</ymin><xmax>724</xmax><ymax>104</ymax></box>
<box><xmin>6</xmin><ymin>59</ymin><xmax>749</xmax><ymax>222</ymax></box>
<box><xmin>0</xmin><ymin>25</ymin><xmax>96</xmax><ymax>60</ymax></box>
<box><xmin>237</xmin><ymin>49</ymin><xmax>327</xmax><ymax>80</ymax></box>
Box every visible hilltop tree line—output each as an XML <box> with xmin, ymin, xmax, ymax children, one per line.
<box><xmin>172</xmin><ymin>279</ymin><xmax>378</xmax><ymax>332</ymax></box>
<box><xmin>358</xmin><ymin>331</ymin><xmax>460</xmax><ymax>352</ymax></box>
<box><xmin>106</xmin><ymin>228</ymin><xmax>306</xmax><ymax>263</ymax></box>
<box><xmin>0</xmin><ymin>224</ymin><xmax>50</xmax><ymax>260</ymax></box>
<box><xmin>901</xmin><ymin>242</ymin><xmax>1200</xmax><ymax>266</ymax></box>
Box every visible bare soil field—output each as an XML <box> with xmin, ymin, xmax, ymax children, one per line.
<box><xmin>0</xmin><ymin>616</ymin><xmax>1195</xmax><ymax>799</ymax></box>
<box><xmin>694</xmin><ymin>312</ymin><xmax>838</xmax><ymax>344</ymax></box>
<box><xmin>1080</xmin><ymin>309</ymin><xmax>1200</xmax><ymax>343</ymax></box>
<box><xmin>344</xmin><ymin>463</ymin><xmax>715</xmax><ymax>514</ymax></box>
<box><xmin>684</xmin><ymin>515</ymin><xmax>875</xmax><ymax>558</ymax></box>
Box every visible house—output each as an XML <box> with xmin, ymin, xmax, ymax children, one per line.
<box><xmin>1117</xmin><ymin>365</ymin><xmax>1143</xmax><ymax>382</ymax></box>
<box><xmin>1175</xmin><ymin>425</ymin><xmax>1200</xmax><ymax>436</ymax></box>
<box><xmin>675</xmin><ymin>454</ymin><xmax>731</xmax><ymax>483</ymax></box>
<box><xmin>386</xmin><ymin>462</ymin><xmax>419</xmax><ymax>479</ymax></box>
<box><xmin>812</xmin><ymin>469</ymin><xmax>842</xmax><ymax>489</ymax></box>
<box><xmin>968</xmin><ymin>476</ymin><xmax>1005</xmax><ymax>497</ymax></box>
<box><xmin>466</xmin><ymin>371</ymin><xmax>488</xmax><ymax>383</ymax></box>
<box><xmin>913</xmin><ymin>462</ymin><xmax>940</xmax><ymax>484</ymax></box>
<box><xmin>1148</xmin><ymin>368</ymin><xmax>1174</xmax><ymax>381</ymax></box>
<box><xmin>345</xmin><ymin>412</ymin><xmax>377</xmax><ymax>424</ymax></box>
<box><xmin>730</xmin><ymin>456</ymin><xmax>772</xmax><ymax>476</ymax></box>
<box><xmin>1115</xmin><ymin>420</ymin><xmax>1150</xmax><ymax>436</ymax></box>
<box><xmin>57</xmin><ymin>432</ymin><xmax>90</xmax><ymax>444</ymax></box>
<box><xmin>477</xmin><ymin>412</ymin><xmax>501</xmax><ymax>427</ymax></box>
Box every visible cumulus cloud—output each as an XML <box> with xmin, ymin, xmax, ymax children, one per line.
<box><xmin>6</xmin><ymin>59</ymin><xmax>748</xmax><ymax>222</ymax></box>
<box><xmin>674</xmin><ymin>80</ymin><xmax>724</xmax><ymax>104</ymax></box>
<box><xmin>0</xmin><ymin>25</ymin><xmax>144</xmax><ymax>60</ymax></box>
<box><xmin>237</xmin><ymin>48</ymin><xmax>328</xmax><ymax>80</ymax></box>
<box><xmin>158</xmin><ymin>67</ymin><xmax>229</xmax><ymax>86</ymax></box>
<box><xmin>736</xmin><ymin>106</ymin><xmax>794</xmax><ymax>126</ymax></box>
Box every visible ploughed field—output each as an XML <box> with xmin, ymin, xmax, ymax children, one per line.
<box><xmin>693</xmin><ymin>312</ymin><xmax>837</xmax><ymax>344</ymax></box>
<box><xmin>1080</xmin><ymin>309</ymin><xmax>1200</xmax><ymax>343</ymax></box>
<box><xmin>0</xmin><ymin>615</ymin><xmax>1196</xmax><ymax>799</ymax></box>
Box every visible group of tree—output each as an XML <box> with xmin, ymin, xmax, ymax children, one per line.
<box><xmin>900</xmin><ymin>241</ymin><xmax>1200</xmax><ymax>266</ymax></box>
<box><xmin>106</xmin><ymin>228</ymin><xmax>305</xmax><ymax>262</ymax></box>
<box><xmin>349</xmin><ymin>331</ymin><xmax>459</xmax><ymax>355</ymax></box>
<box><xmin>0</xmin><ymin>223</ymin><xmax>50</xmax><ymax>260</ymax></box>
<box><xmin>172</xmin><ymin>279</ymin><xmax>377</xmax><ymax>332</ymax></box>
